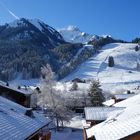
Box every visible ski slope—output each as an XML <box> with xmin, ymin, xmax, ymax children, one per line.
<box><xmin>64</xmin><ymin>43</ymin><xmax>140</xmax><ymax>91</ymax></box>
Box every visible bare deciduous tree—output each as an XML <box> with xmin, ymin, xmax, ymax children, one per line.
<box><xmin>38</xmin><ymin>64</ymin><xmax>73</xmax><ymax>130</ymax></box>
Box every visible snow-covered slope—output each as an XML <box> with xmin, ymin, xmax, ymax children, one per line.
<box><xmin>64</xmin><ymin>43</ymin><xmax>140</xmax><ymax>91</ymax></box>
<box><xmin>58</xmin><ymin>25</ymin><xmax>95</xmax><ymax>43</ymax></box>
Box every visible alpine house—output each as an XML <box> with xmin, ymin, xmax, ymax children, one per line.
<box><xmin>0</xmin><ymin>96</ymin><xmax>51</xmax><ymax>140</ymax></box>
<box><xmin>84</xmin><ymin>94</ymin><xmax>140</xmax><ymax>140</ymax></box>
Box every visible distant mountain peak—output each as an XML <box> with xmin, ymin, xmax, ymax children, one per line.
<box><xmin>58</xmin><ymin>25</ymin><xmax>113</xmax><ymax>44</ymax></box>
<box><xmin>67</xmin><ymin>25</ymin><xmax>80</xmax><ymax>31</ymax></box>
<box><xmin>58</xmin><ymin>25</ymin><xmax>94</xmax><ymax>43</ymax></box>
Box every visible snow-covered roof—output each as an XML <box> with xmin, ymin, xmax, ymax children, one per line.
<box><xmin>0</xmin><ymin>82</ymin><xmax>32</xmax><ymax>95</ymax></box>
<box><xmin>0</xmin><ymin>96</ymin><xmax>50</xmax><ymax>140</ymax></box>
<box><xmin>86</xmin><ymin>94</ymin><xmax>140</xmax><ymax>140</ymax></box>
<box><xmin>113</xmin><ymin>93</ymin><xmax>135</xmax><ymax>100</ymax></box>
<box><xmin>102</xmin><ymin>99</ymin><xmax>115</xmax><ymax>106</ymax></box>
<box><xmin>102</xmin><ymin>94</ymin><xmax>135</xmax><ymax>107</ymax></box>
<box><xmin>114</xmin><ymin>93</ymin><xmax>140</xmax><ymax>107</ymax></box>
<box><xmin>84</xmin><ymin>107</ymin><xmax>124</xmax><ymax>121</ymax></box>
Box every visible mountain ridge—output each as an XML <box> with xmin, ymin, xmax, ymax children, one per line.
<box><xmin>0</xmin><ymin>18</ymin><xmax>128</xmax><ymax>81</ymax></box>
<box><xmin>58</xmin><ymin>25</ymin><xmax>113</xmax><ymax>44</ymax></box>
<box><xmin>0</xmin><ymin>18</ymin><xmax>97</xmax><ymax>81</ymax></box>
<box><xmin>0</xmin><ymin>18</ymin><xmax>66</xmax><ymax>80</ymax></box>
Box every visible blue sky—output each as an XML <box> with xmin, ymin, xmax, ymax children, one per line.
<box><xmin>0</xmin><ymin>0</ymin><xmax>140</xmax><ymax>41</ymax></box>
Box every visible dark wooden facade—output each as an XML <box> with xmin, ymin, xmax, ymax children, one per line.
<box><xmin>27</xmin><ymin>125</ymin><xmax>51</xmax><ymax>140</ymax></box>
<box><xmin>28</xmin><ymin>130</ymin><xmax>51</xmax><ymax>140</ymax></box>
<box><xmin>84</xmin><ymin>128</ymin><xmax>96</xmax><ymax>140</ymax></box>
<box><xmin>0</xmin><ymin>84</ymin><xmax>31</xmax><ymax>107</ymax></box>
<box><xmin>121</xmin><ymin>131</ymin><xmax>140</xmax><ymax>140</ymax></box>
<box><xmin>72</xmin><ymin>78</ymin><xmax>86</xmax><ymax>83</ymax></box>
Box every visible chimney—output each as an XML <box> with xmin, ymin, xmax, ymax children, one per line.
<box><xmin>25</xmin><ymin>108</ymin><xmax>34</xmax><ymax>118</ymax></box>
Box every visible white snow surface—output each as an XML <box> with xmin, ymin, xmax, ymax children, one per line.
<box><xmin>64</xmin><ymin>43</ymin><xmax>140</xmax><ymax>91</ymax></box>
<box><xmin>102</xmin><ymin>99</ymin><xmax>115</xmax><ymax>106</ymax></box>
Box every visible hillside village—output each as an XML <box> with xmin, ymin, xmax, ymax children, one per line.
<box><xmin>0</xmin><ymin>75</ymin><xmax>140</xmax><ymax>140</ymax></box>
<box><xmin>0</xmin><ymin>19</ymin><xmax>140</xmax><ymax>140</ymax></box>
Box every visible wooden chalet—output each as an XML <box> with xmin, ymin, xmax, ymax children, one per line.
<box><xmin>72</xmin><ymin>78</ymin><xmax>86</xmax><ymax>83</ymax></box>
<box><xmin>84</xmin><ymin>94</ymin><xmax>140</xmax><ymax>140</ymax></box>
<box><xmin>84</xmin><ymin>107</ymin><xmax>124</xmax><ymax>127</ymax></box>
<box><xmin>0</xmin><ymin>82</ymin><xmax>31</xmax><ymax>107</ymax></box>
<box><xmin>112</xmin><ymin>93</ymin><xmax>135</xmax><ymax>103</ymax></box>
<box><xmin>103</xmin><ymin>93</ymin><xmax>135</xmax><ymax>107</ymax></box>
<box><xmin>0</xmin><ymin>96</ymin><xmax>51</xmax><ymax>140</ymax></box>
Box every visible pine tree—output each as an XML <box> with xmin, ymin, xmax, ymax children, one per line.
<box><xmin>108</xmin><ymin>56</ymin><xmax>114</xmax><ymax>67</ymax></box>
<box><xmin>71</xmin><ymin>81</ymin><xmax>78</xmax><ymax>91</ymax></box>
<box><xmin>88</xmin><ymin>80</ymin><xmax>104</xmax><ymax>106</ymax></box>
<box><xmin>137</xmin><ymin>62</ymin><xmax>140</xmax><ymax>71</ymax></box>
<box><xmin>17</xmin><ymin>85</ymin><xmax>21</xmax><ymax>90</ymax></box>
<box><xmin>138</xmin><ymin>40</ymin><xmax>140</xmax><ymax>46</ymax></box>
<box><xmin>135</xmin><ymin>46</ymin><xmax>139</xmax><ymax>51</ymax></box>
